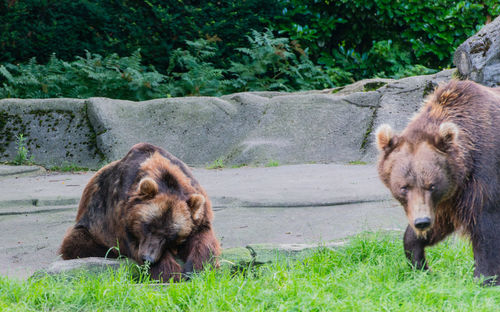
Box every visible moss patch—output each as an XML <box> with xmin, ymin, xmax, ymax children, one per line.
<box><xmin>363</xmin><ymin>81</ymin><xmax>388</xmax><ymax>91</ymax></box>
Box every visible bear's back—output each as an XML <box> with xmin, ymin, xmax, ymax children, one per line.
<box><xmin>77</xmin><ymin>143</ymin><xmax>205</xmax><ymax>225</ymax></box>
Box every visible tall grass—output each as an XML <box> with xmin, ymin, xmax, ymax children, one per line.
<box><xmin>1</xmin><ymin>232</ymin><xmax>499</xmax><ymax>311</ymax></box>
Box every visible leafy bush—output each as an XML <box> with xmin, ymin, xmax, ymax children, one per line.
<box><xmin>276</xmin><ymin>0</ymin><xmax>500</xmax><ymax>69</ymax></box>
<box><xmin>0</xmin><ymin>51</ymin><xmax>168</xmax><ymax>100</ymax></box>
<box><xmin>228</xmin><ymin>29</ymin><xmax>332</xmax><ymax>92</ymax></box>
<box><xmin>1</xmin><ymin>0</ymin><xmax>497</xmax><ymax>89</ymax></box>
<box><xmin>0</xmin><ymin>0</ymin><xmax>283</xmax><ymax>71</ymax></box>
<box><xmin>321</xmin><ymin>40</ymin><xmax>437</xmax><ymax>83</ymax></box>
<box><xmin>166</xmin><ymin>39</ymin><xmax>226</xmax><ymax>97</ymax></box>
<box><xmin>0</xmin><ymin>31</ymin><xmax>332</xmax><ymax>99</ymax></box>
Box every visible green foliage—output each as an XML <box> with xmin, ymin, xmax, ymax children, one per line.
<box><xmin>265</xmin><ymin>159</ymin><xmax>279</xmax><ymax>167</ymax></box>
<box><xmin>207</xmin><ymin>158</ymin><xmax>225</xmax><ymax>170</ymax></box>
<box><xmin>0</xmin><ymin>1</ymin><xmax>497</xmax><ymax>95</ymax></box>
<box><xmin>0</xmin><ymin>0</ymin><xmax>283</xmax><ymax>71</ymax></box>
<box><xmin>69</xmin><ymin>50</ymin><xmax>168</xmax><ymax>100</ymax></box>
<box><xmin>0</xmin><ymin>31</ymin><xmax>332</xmax><ymax>99</ymax></box>
<box><xmin>277</xmin><ymin>0</ymin><xmax>500</xmax><ymax>70</ymax></box>
<box><xmin>0</xmin><ymin>51</ymin><xmax>168</xmax><ymax>100</ymax></box>
<box><xmin>13</xmin><ymin>133</ymin><xmax>34</xmax><ymax>165</ymax></box>
<box><xmin>228</xmin><ymin>29</ymin><xmax>332</xmax><ymax>92</ymax></box>
<box><xmin>348</xmin><ymin>160</ymin><xmax>367</xmax><ymax>165</ymax></box>
<box><xmin>231</xmin><ymin>163</ymin><xmax>247</xmax><ymax>169</ymax></box>
<box><xmin>166</xmin><ymin>39</ymin><xmax>225</xmax><ymax>97</ymax></box>
<box><xmin>322</xmin><ymin>40</ymin><xmax>437</xmax><ymax>83</ymax></box>
<box><xmin>0</xmin><ymin>51</ymin><xmax>166</xmax><ymax>100</ymax></box>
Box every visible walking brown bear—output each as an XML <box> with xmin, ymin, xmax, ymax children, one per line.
<box><xmin>376</xmin><ymin>80</ymin><xmax>500</xmax><ymax>284</ymax></box>
<box><xmin>59</xmin><ymin>143</ymin><xmax>221</xmax><ymax>281</ymax></box>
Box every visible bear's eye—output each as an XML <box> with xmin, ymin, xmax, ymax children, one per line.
<box><xmin>142</xmin><ymin>223</ymin><xmax>151</xmax><ymax>234</ymax></box>
<box><xmin>427</xmin><ymin>184</ymin><xmax>435</xmax><ymax>192</ymax></box>
<box><xmin>400</xmin><ymin>186</ymin><xmax>408</xmax><ymax>195</ymax></box>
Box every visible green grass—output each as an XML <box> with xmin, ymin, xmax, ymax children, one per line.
<box><xmin>231</xmin><ymin>163</ymin><xmax>247</xmax><ymax>169</ymax></box>
<box><xmin>348</xmin><ymin>160</ymin><xmax>368</xmax><ymax>165</ymax></box>
<box><xmin>206</xmin><ymin>158</ymin><xmax>225</xmax><ymax>169</ymax></box>
<box><xmin>13</xmin><ymin>134</ymin><xmax>34</xmax><ymax>165</ymax></box>
<box><xmin>1</xmin><ymin>232</ymin><xmax>500</xmax><ymax>311</ymax></box>
<box><xmin>265</xmin><ymin>160</ymin><xmax>279</xmax><ymax>167</ymax></box>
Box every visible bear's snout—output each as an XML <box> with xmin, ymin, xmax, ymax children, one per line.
<box><xmin>414</xmin><ymin>217</ymin><xmax>431</xmax><ymax>230</ymax></box>
<box><xmin>142</xmin><ymin>254</ymin><xmax>155</xmax><ymax>264</ymax></box>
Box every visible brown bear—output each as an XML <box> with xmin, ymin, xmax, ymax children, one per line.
<box><xmin>375</xmin><ymin>80</ymin><xmax>500</xmax><ymax>284</ymax></box>
<box><xmin>59</xmin><ymin>143</ymin><xmax>221</xmax><ymax>281</ymax></box>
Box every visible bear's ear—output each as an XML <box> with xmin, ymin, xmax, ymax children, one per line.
<box><xmin>138</xmin><ymin>177</ymin><xmax>158</xmax><ymax>198</ymax></box>
<box><xmin>187</xmin><ymin>194</ymin><xmax>205</xmax><ymax>221</ymax></box>
<box><xmin>437</xmin><ymin>122</ymin><xmax>459</xmax><ymax>151</ymax></box>
<box><xmin>375</xmin><ymin>124</ymin><xmax>398</xmax><ymax>153</ymax></box>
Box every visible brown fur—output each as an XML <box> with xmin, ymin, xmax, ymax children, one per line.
<box><xmin>376</xmin><ymin>80</ymin><xmax>500</xmax><ymax>284</ymax></box>
<box><xmin>59</xmin><ymin>143</ymin><xmax>221</xmax><ymax>281</ymax></box>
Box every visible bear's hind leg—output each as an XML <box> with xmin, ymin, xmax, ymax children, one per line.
<box><xmin>59</xmin><ymin>226</ymin><xmax>116</xmax><ymax>260</ymax></box>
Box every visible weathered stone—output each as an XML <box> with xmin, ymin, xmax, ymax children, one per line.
<box><xmin>362</xmin><ymin>69</ymin><xmax>454</xmax><ymax>162</ymax></box>
<box><xmin>87</xmin><ymin>96</ymin><xmax>267</xmax><ymax>165</ymax></box>
<box><xmin>0</xmin><ymin>69</ymin><xmax>455</xmax><ymax>167</ymax></box>
<box><xmin>454</xmin><ymin>16</ymin><xmax>500</xmax><ymax>86</ymax></box>
<box><xmin>88</xmin><ymin>91</ymin><xmax>380</xmax><ymax>165</ymax></box>
<box><xmin>331</xmin><ymin>78</ymin><xmax>395</xmax><ymax>95</ymax></box>
<box><xmin>0</xmin><ymin>99</ymin><xmax>103</xmax><ymax>168</ymax></box>
<box><xmin>220</xmin><ymin>242</ymin><xmax>345</xmax><ymax>271</ymax></box>
<box><xmin>31</xmin><ymin>257</ymin><xmax>140</xmax><ymax>279</ymax></box>
<box><xmin>0</xmin><ymin>164</ymin><xmax>45</xmax><ymax>179</ymax></box>
<box><xmin>225</xmin><ymin>92</ymin><xmax>380</xmax><ymax>165</ymax></box>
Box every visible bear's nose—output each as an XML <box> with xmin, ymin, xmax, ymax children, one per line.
<box><xmin>414</xmin><ymin>217</ymin><xmax>431</xmax><ymax>230</ymax></box>
<box><xmin>142</xmin><ymin>255</ymin><xmax>155</xmax><ymax>264</ymax></box>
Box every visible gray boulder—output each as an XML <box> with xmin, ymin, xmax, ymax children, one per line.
<box><xmin>362</xmin><ymin>69</ymin><xmax>454</xmax><ymax>162</ymax></box>
<box><xmin>0</xmin><ymin>99</ymin><xmax>103</xmax><ymax>168</ymax></box>
<box><xmin>454</xmin><ymin>16</ymin><xmax>500</xmax><ymax>86</ymax></box>
<box><xmin>87</xmin><ymin>95</ymin><xmax>267</xmax><ymax>165</ymax></box>
<box><xmin>31</xmin><ymin>257</ymin><xmax>140</xmax><ymax>279</ymax></box>
<box><xmin>226</xmin><ymin>91</ymin><xmax>380</xmax><ymax>165</ymax></box>
<box><xmin>0</xmin><ymin>71</ymin><xmax>454</xmax><ymax>168</ymax></box>
<box><xmin>88</xmin><ymin>91</ymin><xmax>381</xmax><ymax>166</ymax></box>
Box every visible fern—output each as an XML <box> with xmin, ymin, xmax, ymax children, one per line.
<box><xmin>228</xmin><ymin>29</ymin><xmax>333</xmax><ymax>92</ymax></box>
<box><xmin>166</xmin><ymin>39</ymin><xmax>225</xmax><ymax>96</ymax></box>
<box><xmin>0</xmin><ymin>30</ymin><xmax>334</xmax><ymax>99</ymax></box>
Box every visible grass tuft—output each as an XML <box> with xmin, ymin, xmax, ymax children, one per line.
<box><xmin>206</xmin><ymin>158</ymin><xmax>225</xmax><ymax>169</ymax></box>
<box><xmin>348</xmin><ymin>160</ymin><xmax>368</xmax><ymax>165</ymax></box>
<box><xmin>265</xmin><ymin>160</ymin><xmax>279</xmax><ymax>167</ymax></box>
<box><xmin>1</xmin><ymin>232</ymin><xmax>500</xmax><ymax>311</ymax></box>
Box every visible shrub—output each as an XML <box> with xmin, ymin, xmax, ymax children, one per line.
<box><xmin>0</xmin><ymin>30</ymin><xmax>332</xmax><ymax>99</ymax></box>
<box><xmin>228</xmin><ymin>29</ymin><xmax>332</xmax><ymax>92</ymax></box>
<box><xmin>166</xmin><ymin>39</ymin><xmax>226</xmax><ymax>97</ymax></box>
<box><xmin>0</xmin><ymin>51</ymin><xmax>168</xmax><ymax>100</ymax></box>
<box><xmin>276</xmin><ymin>0</ymin><xmax>500</xmax><ymax>69</ymax></box>
<box><xmin>321</xmin><ymin>40</ymin><xmax>437</xmax><ymax>83</ymax></box>
<box><xmin>0</xmin><ymin>0</ymin><xmax>283</xmax><ymax>72</ymax></box>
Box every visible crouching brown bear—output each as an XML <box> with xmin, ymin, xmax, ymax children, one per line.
<box><xmin>376</xmin><ymin>80</ymin><xmax>500</xmax><ymax>284</ymax></box>
<box><xmin>59</xmin><ymin>143</ymin><xmax>221</xmax><ymax>281</ymax></box>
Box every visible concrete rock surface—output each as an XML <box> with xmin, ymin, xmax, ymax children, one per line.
<box><xmin>454</xmin><ymin>15</ymin><xmax>500</xmax><ymax>86</ymax></box>
<box><xmin>0</xmin><ymin>71</ymin><xmax>453</xmax><ymax>168</ymax></box>
<box><xmin>0</xmin><ymin>98</ymin><xmax>103</xmax><ymax>168</ymax></box>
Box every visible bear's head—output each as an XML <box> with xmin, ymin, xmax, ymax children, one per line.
<box><xmin>375</xmin><ymin>122</ymin><xmax>460</xmax><ymax>236</ymax></box>
<box><xmin>125</xmin><ymin>177</ymin><xmax>206</xmax><ymax>264</ymax></box>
